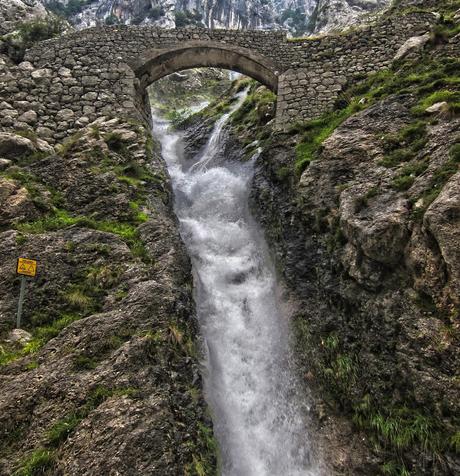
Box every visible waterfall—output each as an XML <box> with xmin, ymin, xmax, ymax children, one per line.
<box><xmin>152</xmin><ymin>89</ymin><xmax>321</xmax><ymax>476</ymax></box>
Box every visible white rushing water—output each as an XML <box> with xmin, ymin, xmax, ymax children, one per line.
<box><xmin>152</xmin><ymin>90</ymin><xmax>320</xmax><ymax>476</ymax></box>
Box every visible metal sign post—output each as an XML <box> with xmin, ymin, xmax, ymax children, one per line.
<box><xmin>15</xmin><ymin>257</ymin><xmax>38</xmax><ymax>329</ymax></box>
<box><xmin>16</xmin><ymin>276</ymin><xmax>27</xmax><ymax>328</ymax></box>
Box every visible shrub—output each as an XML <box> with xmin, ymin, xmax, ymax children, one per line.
<box><xmin>3</xmin><ymin>18</ymin><xmax>66</xmax><ymax>62</ymax></box>
<box><xmin>392</xmin><ymin>175</ymin><xmax>415</xmax><ymax>191</ymax></box>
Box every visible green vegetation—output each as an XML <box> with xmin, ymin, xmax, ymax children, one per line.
<box><xmin>231</xmin><ymin>82</ymin><xmax>277</xmax><ymax>130</ymax></box>
<box><xmin>1</xmin><ymin>18</ymin><xmax>66</xmax><ymax>63</ymax></box>
<box><xmin>0</xmin><ymin>260</ymin><xmax>126</xmax><ymax>369</ymax></box>
<box><xmin>411</xmin><ymin>143</ymin><xmax>460</xmax><ymax>220</ymax></box>
<box><xmin>0</xmin><ymin>313</ymin><xmax>81</xmax><ymax>367</ymax></box>
<box><xmin>352</xmin><ymin>395</ymin><xmax>459</xmax><ymax>475</ymax></box>
<box><xmin>46</xmin><ymin>413</ymin><xmax>82</xmax><ymax>447</ymax></box>
<box><xmin>174</xmin><ymin>10</ymin><xmax>204</xmax><ymax>28</ymax></box>
<box><xmin>47</xmin><ymin>0</ymin><xmax>93</xmax><ymax>18</ymax></box>
<box><xmin>15</xmin><ymin>208</ymin><xmax>151</xmax><ymax>263</ymax></box>
<box><xmin>293</xmin><ymin>101</ymin><xmax>363</xmax><ymax>173</ymax></box>
<box><xmin>185</xmin><ymin>423</ymin><xmax>219</xmax><ymax>476</ymax></box>
<box><xmin>13</xmin><ymin>448</ymin><xmax>56</xmax><ymax>476</ymax></box>
<box><xmin>72</xmin><ymin>330</ymin><xmax>132</xmax><ymax>371</ymax></box>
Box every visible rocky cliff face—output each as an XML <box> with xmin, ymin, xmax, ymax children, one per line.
<box><xmin>313</xmin><ymin>0</ymin><xmax>391</xmax><ymax>33</ymax></box>
<box><xmin>41</xmin><ymin>0</ymin><xmax>391</xmax><ymax>34</ymax></box>
<box><xmin>176</xmin><ymin>11</ymin><xmax>459</xmax><ymax>471</ymax></box>
<box><xmin>0</xmin><ymin>86</ymin><xmax>216</xmax><ymax>475</ymax></box>
<box><xmin>247</xmin><ymin>46</ymin><xmax>460</xmax><ymax>476</ymax></box>
<box><xmin>0</xmin><ymin>0</ymin><xmax>49</xmax><ymax>35</ymax></box>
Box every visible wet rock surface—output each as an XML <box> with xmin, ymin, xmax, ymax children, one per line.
<box><xmin>250</xmin><ymin>94</ymin><xmax>460</xmax><ymax>474</ymax></box>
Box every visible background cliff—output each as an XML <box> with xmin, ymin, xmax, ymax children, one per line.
<box><xmin>40</xmin><ymin>0</ymin><xmax>392</xmax><ymax>35</ymax></box>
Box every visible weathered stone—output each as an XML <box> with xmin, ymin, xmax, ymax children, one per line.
<box><xmin>393</xmin><ymin>32</ymin><xmax>430</xmax><ymax>61</ymax></box>
<box><xmin>8</xmin><ymin>328</ymin><xmax>32</xmax><ymax>344</ymax></box>
<box><xmin>17</xmin><ymin>109</ymin><xmax>37</xmax><ymax>124</ymax></box>
<box><xmin>56</xmin><ymin>108</ymin><xmax>75</xmax><ymax>121</ymax></box>
<box><xmin>0</xmin><ymin>132</ymin><xmax>35</xmax><ymax>158</ymax></box>
<box><xmin>30</xmin><ymin>68</ymin><xmax>52</xmax><ymax>80</ymax></box>
<box><xmin>425</xmin><ymin>101</ymin><xmax>449</xmax><ymax>114</ymax></box>
<box><xmin>424</xmin><ymin>172</ymin><xmax>460</xmax><ymax>307</ymax></box>
<box><xmin>0</xmin><ymin>158</ymin><xmax>12</xmax><ymax>170</ymax></box>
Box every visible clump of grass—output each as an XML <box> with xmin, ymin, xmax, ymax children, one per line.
<box><xmin>73</xmin><ymin>354</ymin><xmax>98</xmax><ymax>370</ymax></box>
<box><xmin>295</xmin><ymin>101</ymin><xmax>363</xmax><ymax>174</ymax></box>
<box><xmin>86</xmin><ymin>265</ymin><xmax>122</xmax><ymax>290</ymax></box>
<box><xmin>46</xmin><ymin>414</ymin><xmax>82</xmax><ymax>447</ymax></box>
<box><xmin>129</xmin><ymin>201</ymin><xmax>149</xmax><ymax>223</ymax></box>
<box><xmin>275</xmin><ymin>166</ymin><xmax>291</xmax><ymax>182</ymax></box>
<box><xmin>13</xmin><ymin>448</ymin><xmax>56</xmax><ymax>476</ymax></box>
<box><xmin>380</xmin><ymin>121</ymin><xmax>428</xmax><ymax>168</ymax></box>
<box><xmin>59</xmin><ymin>131</ymin><xmax>84</xmax><ymax>157</ymax></box>
<box><xmin>392</xmin><ymin>175</ymin><xmax>415</xmax><ymax>191</ymax></box>
<box><xmin>64</xmin><ymin>288</ymin><xmax>94</xmax><ymax>312</ymax></box>
<box><xmin>356</xmin><ymin>186</ymin><xmax>380</xmax><ymax>209</ymax></box>
<box><xmin>185</xmin><ymin>422</ymin><xmax>218</xmax><ymax>476</ymax></box>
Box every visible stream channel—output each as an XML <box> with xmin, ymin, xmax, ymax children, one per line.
<box><xmin>152</xmin><ymin>88</ymin><xmax>321</xmax><ymax>476</ymax></box>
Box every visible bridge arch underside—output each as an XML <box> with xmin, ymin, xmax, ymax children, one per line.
<box><xmin>133</xmin><ymin>43</ymin><xmax>280</xmax><ymax>93</ymax></box>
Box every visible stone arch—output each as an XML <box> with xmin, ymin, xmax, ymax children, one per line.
<box><xmin>131</xmin><ymin>41</ymin><xmax>280</xmax><ymax>92</ymax></box>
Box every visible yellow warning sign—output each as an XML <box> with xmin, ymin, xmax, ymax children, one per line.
<box><xmin>17</xmin><ymin>258</ymin><xmax>37</xmax><ymax>277</ymax></box>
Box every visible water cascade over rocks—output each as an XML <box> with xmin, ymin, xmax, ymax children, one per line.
<box><xmin>152</xmin><ymin>89</ymin><xmax>321</xmax><ymax>476</ymax></box>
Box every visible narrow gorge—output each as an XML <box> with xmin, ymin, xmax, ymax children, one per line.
<box><xmin>152</xmin><ymin>88</ymin><xmax>320</xmax><ymax>475</ymax></box>
<box><xmin>0</xmin><ymin>0</ymin><xmax>459</xmax><ymax>475</ymax></box>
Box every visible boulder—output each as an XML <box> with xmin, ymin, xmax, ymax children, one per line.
<box><xmin>8</xmin><ymin>328</ymin><xmax>32</xmax><ymax>344</ymax></box>
<box><xmin>17</xmin><ymin>109</ymin><xmax>38</xmax><ymax>124</ymax></box>
<box><xmin>0</xmin><ymin>132</ymin><xmax>35</xmax><ymax>158</ymax></box>
<box><xmin>425</xmin><ymin>101</ymin><xmax>449</xmax><ymax>114</ymax></box>
<box><xmin>393</xmin><ymin>32</ymin><xmax>430</xmax><ymax>61</ymax></box>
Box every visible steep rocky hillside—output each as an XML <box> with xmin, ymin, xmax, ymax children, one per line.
<box><xmin>0</xmin><ymin>121</ymin><xmax>217</xmax><ymax>475</ymax></box>
<box><xmin>178</xmin><ymin>5</ymin><xmax>460</xmax><ymax>473</ymax></box>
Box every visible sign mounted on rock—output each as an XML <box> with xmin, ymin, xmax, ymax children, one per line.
<box><xmin>15</xmin><ymin>257</ymin><xmax>38</xmax><ymax>328</ymax></box>
<box><xmin>17</xmin><ymin>257</ymin><xmax>37</xmax><ymax>277</ymax></box>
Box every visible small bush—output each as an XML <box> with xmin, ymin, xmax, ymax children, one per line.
<box><xmin>4</xmin><ymin>18</ymin><xmax>66</xmax><ymax>63</ymax></box>
<box><xmin>392</xmin><ymin>175</ymin><xmax>415</xmax><ymax>191</ymax></box>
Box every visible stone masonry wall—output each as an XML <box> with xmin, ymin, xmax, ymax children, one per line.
<box><xmin>0</xmin><ymin>12</ymin><xmax>438</xmax><ymax>141</ymax></box>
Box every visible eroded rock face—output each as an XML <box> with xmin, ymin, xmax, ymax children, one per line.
<box><xmin>0</xmin><ymin>117</ymin><xmax>215</xmax><ymax>474</ymax></box>
<box><xmin>250</xmin><ymin>94</ymin><xmax>460</xmax><ymax>474</ymax></box>
<box><xmin>313</xmin><ymin>0</ymin><xmax>391</xmax><ymax>33</ymax></box>
<box><xmin>424</xmin><ymin>172</ymin><xmax>460</xmax><ymax>309</ymax></box>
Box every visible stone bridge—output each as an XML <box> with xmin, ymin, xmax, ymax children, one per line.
<box><xmin>1</xmin><ymin>12</ymin><xmax>437</xmax><ymax>141</ymax></box>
